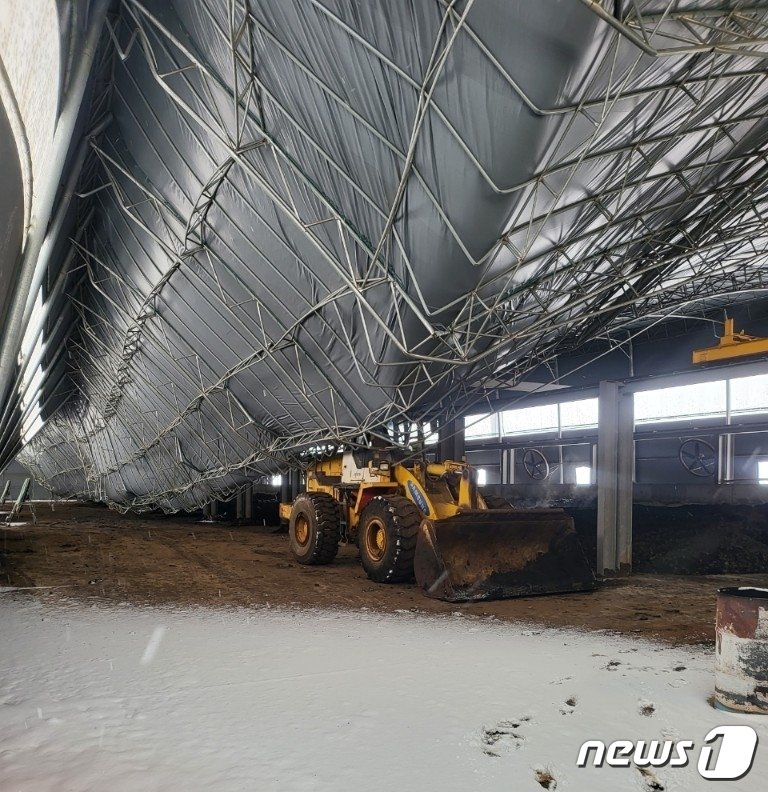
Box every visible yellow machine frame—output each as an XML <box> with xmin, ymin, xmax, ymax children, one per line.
<box><xmin>692</xmin><ymin>318</ymin><xmax>768</xmax><ymax>364</ymax></box>
<box><xmin>278</xmin><ymin>457</ymin><xmax>485</xmax><ymax>532</ymax></box>
<box><xmin>280</xmin><ymin>451</ymin><xmax>597</xmax><ymax>601</ymax></box>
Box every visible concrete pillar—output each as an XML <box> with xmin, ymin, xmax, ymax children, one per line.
<box><xmin>502</xmin><ymin>448</ymin><xmax>514</xmax><ymax>485</ymax></box>
<box><xmin>718</xmin><ymin>434</ymin><xmax>735</xmax><ymax>484</ymax></box>
<box><xmin>244</xmin><ymin>484</ymin><xmax>252</xmax><ymax>520</ymax></box>
<box><xmin>236</xmin><ymin>487</ymin><xmax>253</xmax><ymax>522</ymax></box>
<box><xmin>438</xmin><ymin>421</ymin><xmax>449</xmax><ymax>462</ymax></box>
<box><xmin>720</xmin><ymin>380</ymin><xmax>734</xmax><ymax>483</ymax></box>
<box><xmin>596</xmin><ymin>381</ymin><xmax>634</xmax><ymax>574</ymax></box>
<box><xmin>597</xmin><ymin>382</ymin><xmax>619</xmax><ymax>573</ymax></box>
<box><xmin>438</xmin><ymin>419</ymin><xmax>465</xmax><ymax>462</ymax></box>
<box><xmin>616</xmin><ymin>391</ymin><xmax>634</xmax><ymax>570</ymax></box>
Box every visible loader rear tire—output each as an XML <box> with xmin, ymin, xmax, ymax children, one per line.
<box><xmin>358</xmin><ymin>495</ymin><xmax>420</xmax><ymax>583</ymax></box>
<box><xmin>289</xmin><ymin>492</ymin><xmax>340</xmax><ymax>565</ymax></box>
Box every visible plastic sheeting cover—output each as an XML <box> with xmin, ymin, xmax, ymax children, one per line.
<box><xmin>15</xmin><ymin>0</ymin><xmax>768</xmax><ymax>511</ymax></box>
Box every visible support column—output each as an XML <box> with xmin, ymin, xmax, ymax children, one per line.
<box><xmin>438</xmin><ymin>420</ymin><xmax>451</xmax><ymax>462</ymax></box>
<box><xmin>438</xmin><ymin>419</ymin><xmax>465</xmax><ymax>462</ymax></box>
<box><xmin>502</xmin><ymin>448</ymin><xmax>511</xmax><ymax>485</ymax></box>
<box><xmin>455</xmin><ymin>423</ymin><xmax>465</xmax><ymax>462</ymax></box>
<box><xmin>719</xmin><ymin>380</ymin><xmax>735</xmax><ymax>483</ymax></box>
<box><xmin>616</xmin><ymin>391</ymin><xmax>634</xmax><ymax>570</ymax></box>
<box><xmin>718</xmin><ymin>434</ymin><xmax>735</xmax><ymax>483</ymax></box>
<box><xmin>596</xmin><ymin>381</ymin><xmax>634</xmax><ymax>574</ymax></box>
<box><xmin>244</xmin><ymin>484</ymin><xmax>252</xmax><ymax>520</ymax></box>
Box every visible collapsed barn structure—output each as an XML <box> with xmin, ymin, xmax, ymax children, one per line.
<box><xmin>2</xmin><ymin>1</ymin><xmax>768</xmax><ymax>578</ymax></box>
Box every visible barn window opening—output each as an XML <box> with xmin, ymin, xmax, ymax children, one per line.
<box><xmin>574</xmin><ymin>466</ymin><xmax>591</xmax><ymax>486</ymax></box>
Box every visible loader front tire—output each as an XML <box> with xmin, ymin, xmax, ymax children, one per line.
<box><xmin>358</xmin><ymin>495</ymin><xmax>420</xmax><ymax>583</ymax></box>
<box><xmin>289</xmin><ymin>492</ymin><xmax>340</xmax><ymax>565</ymax></box>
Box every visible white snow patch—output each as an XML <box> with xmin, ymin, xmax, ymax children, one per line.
<box><xmin>0</xmin><ymin>597</ymin><xmax>766</xmax><ymax>791</ymax></box>
<box><xmin>139</xmin><ymin>625</ymin><xmax>167</xmax><ymax>666</ymax></box>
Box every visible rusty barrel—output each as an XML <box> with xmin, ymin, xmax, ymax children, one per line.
<box><xmin>715</xmin><ymin>587</ymin><xmax>768</xmax><ymax>713</ymax></box>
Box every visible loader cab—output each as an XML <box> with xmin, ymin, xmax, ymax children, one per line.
<box><xmin>343</xmin><ymin>448</ymin><xmax>409</xmax><ymax>482</ymax></box>
<box><xmin>342</xmin><ymin>449</ymin><xmax>393</xmax><ymax>483</ymax></box>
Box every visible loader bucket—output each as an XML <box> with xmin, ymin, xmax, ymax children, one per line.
<box><xmin>413</xmin><ymin>509</ymin><xmax>596</xmax><ymax>602</ymax></box>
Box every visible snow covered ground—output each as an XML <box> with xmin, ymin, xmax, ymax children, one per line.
<box><xmin>1</xmin><ymin>594</ymin><xmax>766</xmax><ymax>791</ymax></box>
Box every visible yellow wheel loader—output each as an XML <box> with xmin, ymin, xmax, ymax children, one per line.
<box><xmin>278</xmin><ymin>450</ymin><xmax>595</xmax><ymax>602</ymax></box>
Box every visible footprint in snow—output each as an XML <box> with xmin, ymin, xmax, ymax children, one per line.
<box><xmin>481</xmin><ymin>716</ymin><xmax>531</xmax><ymax>756</ymax></box>
<box><xmin>637</xmin><ymin>765</ymin><xmax>665</xmax><ymax>790</ymax></box>
<box><xmin>560</xmin><ymin>696</ymin><xmax>577</xmax><ymax>715</ymax></box>
<box><xmin>535</xmin><ymin>767</ymin><xmax>557</xmax><ymax>789</ymax></box>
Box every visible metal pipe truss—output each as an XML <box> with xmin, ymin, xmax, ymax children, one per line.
<box><xmin>15</xmin><ymin>0</ymin><xmax>768</xmax><ymax>512</ymax></box>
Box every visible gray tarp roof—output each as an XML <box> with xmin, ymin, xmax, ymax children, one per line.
<box><xmin>2</xmin><ymin>0</ymin><xmax>768</xmax><ymax>510</ymax></box>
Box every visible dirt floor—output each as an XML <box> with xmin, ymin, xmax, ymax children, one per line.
<box><xmin>3</xmin><ymin>502</ymin><xmax>768</xmax><ymax>646</ymax></box>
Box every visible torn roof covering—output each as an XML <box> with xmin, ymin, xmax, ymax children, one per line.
<box><xmin>9</xmin><ymin>0</ymin><xmax>768</xmax><ymax>511</ymax></box>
